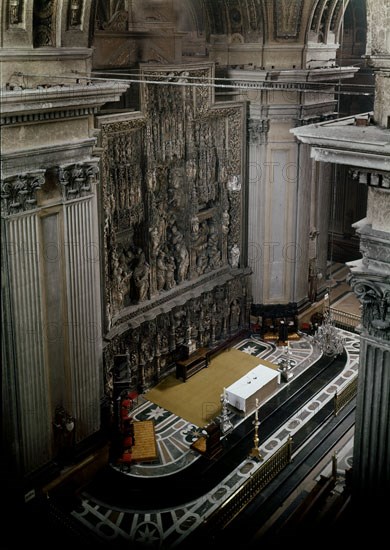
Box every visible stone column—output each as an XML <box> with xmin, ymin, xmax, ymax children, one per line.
<box><xmin>230</xmin><ymin>66</ymin><xmax>357</xmax><ymax>316</ymax></box>
<box><xmin>347</xmin><ymin>183</ymin><xmax>390</xmax><ymax>498</ymax></box>
<box><xmin>348</xmin><ymin>271</ymin><xmax>390</xmax><ymax>498</ymax></box>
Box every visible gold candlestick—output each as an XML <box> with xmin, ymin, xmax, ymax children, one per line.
<box><xmin>249</xmin><ymin>398</ymin><xmax>263</xmax><ymax>461</ymax></box>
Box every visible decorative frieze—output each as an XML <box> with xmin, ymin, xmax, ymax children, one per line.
<box><xmin>351</xmin><ymin>169</ymin><xmax>390</xmax><ymax>189</ymax></box>
<box><xmin>1</xmin><ymin>106</ymin><xmax>97</xmax><ymax>127</ymax></box>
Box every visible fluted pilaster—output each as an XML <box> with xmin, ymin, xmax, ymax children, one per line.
<box><xmin>65</xmin><ymin>197</ymin><xmax>102</xmax><ymax>442</ymax></box>
<box><xmin>3</xmin><ymin>213</ymin><xmax>51</xmax><ymax>473</ymax></box>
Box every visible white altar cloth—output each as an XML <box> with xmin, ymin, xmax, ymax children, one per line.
<box><xmin>225</xmin><ymin>364</ymin><xmax>280</xmax><ymax>415</ymax></box>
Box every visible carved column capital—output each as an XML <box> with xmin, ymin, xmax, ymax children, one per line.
<box><xmin>1</xmin><ymin>170</ymin><xmax>45</xmax><ymax>216</ymax></box>
<box><xmin>347</xmin><ymin>271</ymin><xmax>390</xmax><ymax>340</ymax></box>
<box><xmin>248</xmin><ymin>119</ymin><xmax>269</xmax><ymax>144</ymax></box>
<box><xmin>59</xmin><ymin>159</ymin><xmax>99</xmax><ymax>201</ymax></box>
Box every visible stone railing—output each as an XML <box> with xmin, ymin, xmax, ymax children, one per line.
<box><xmin>334</xmin><ymin>376</ymin><xmax>358</xmax><ymax>416</ymax></box>
<box><xmin>328</xmin><ymin>307</ymin><xmax>361</xmax><ymax>333</ymax></box>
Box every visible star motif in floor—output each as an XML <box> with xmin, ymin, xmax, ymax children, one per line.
<box><xmin>134</xmin><ymin>523</ymin><xmax>160</xmax><ymax>545</ymax></box>
<box><xmin>146</xmin><ymin>405</ymin><xmax>167</xmax><ymax>420</ymax></box>
<box><xmin>189</xmin><ymin>427</ymin><xmax>205</xmax><ymax>438</ymax></box>
<box><xmin>241</xmin><ymin>344</ymin><xmax>259</xmax><ymax>355</ymax></box>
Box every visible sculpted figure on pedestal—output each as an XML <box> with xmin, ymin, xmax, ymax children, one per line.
<box><xmin>229</xmin><ymin>243</ymin><xmax>240</xmax><ymax>268</ymax></box>
<box><xmin>133</xmin><ymin>249</ymin><xmax>150</xmax><ymax>302</ymax></box>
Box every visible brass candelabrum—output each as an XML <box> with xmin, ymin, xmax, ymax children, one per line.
<box><xmin>220</xmin><ymin>388</ymin><xmax>233</xmax><ymax>434</ymax></box>
<box><xmin>249</xmin><ymin>398</ymin><xmax>263</xmax><ymax>461</ymax></box>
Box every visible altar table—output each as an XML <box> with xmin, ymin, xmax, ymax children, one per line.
<box><xmin>225</xmin><ymin>364</ymin><xmax>280</xmax><ymax>415</ymax></box>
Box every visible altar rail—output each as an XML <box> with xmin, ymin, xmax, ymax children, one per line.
<box><xmin>334</xmin><ymin>376</ymin><xmax>358</xmax><ymax>416</ymax></box>
<box><xmin>328</xmin><ymin>307</ymin><xmax>361</xmax><ymax>334</ymax></box>
<box><xmin>203</xmin><ymin>436</ymin><xmax>292</xmax><ymax>532</ymax></box>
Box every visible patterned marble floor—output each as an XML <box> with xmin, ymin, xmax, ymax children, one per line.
<box><xmin>72</xmin><ymin>331</ymin><xmax>360</xmax><ymax>548</ymax></box>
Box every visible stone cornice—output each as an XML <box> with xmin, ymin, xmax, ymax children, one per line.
<box><xmin>365</xmin><ymin>54</ymin><xmax>390</xmax><ymax>71</ymax></box>
<box><xmin>1</xmin><ymin>139</ymin><xmax>97</xmax><ymax>179</ymax></box>
<box><xmin>94</xmin><ymin>26</ymin><xmax>183</xmax><ymax>39</ymax></box>
<box><xmin>228</xmin><ymin>66</ymin><xmax>359</xmax><ymax>83</ymax></box>
<box><xmin>96</xmin><ymin>110</ymin><xmax>144</xmax><ymax>126</ymax></box>
<box><xmin>1</xmin><ymin>82</ymin><xmax>130</xmax><ymax>119</ymax></box>
<box><xmin>310</xmin><ymin>147</ymin><xmax>390</xmax><ymax>172</ymax></box>
<box><xmin>1</xmin><ymin>106</ymin><xmax>98</xmax><ymax>126</ymax></box>
<box><xmin>291</xmin><ymin>113</ymin><xmax>390</xmax><ymax>172</ymax></box>
<box><xmin>0</xmin><ymin>48</ymin><xmax>93</xmax><ymax>60</ymax></box>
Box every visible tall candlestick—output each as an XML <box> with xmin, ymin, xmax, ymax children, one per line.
<box><xmin>249</xmin><ymin>398</ymin><xmax>263</xmax><ymax>461</ymax></box>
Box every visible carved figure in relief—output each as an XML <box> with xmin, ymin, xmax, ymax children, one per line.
<box><xmin>169</xmin><ymin>223</ymin><xmax>184</xmax><ymax>248</ymax></box>
<box><xmin>112</xmin><ymin>256</ymin><xmax>125</xmax><ymax>309</ymax></box>
<box><xmin>156</xmin><ymin>250</ymin><xmax>167</xmax><ymax>291</ymax></box>
<box><xmin>207</xmin><ymin>223</ymin><xmax>221</xmax><ymax>270</ymax></box>
<box><xmin>139</xmin><ymin>338</ymin><xmax>152</xmax><ymax>365</ymax></box>
<box><xmin>118</xmin><ymin>250</ymin><xmax>133</xmax><ymax>302</ymax></box>
<box><xmin>186</xmin><ymin>158</ymin><xmax>197</xmax><ymax>182</ymax></box>
<box><xmin>104</xmin><ymin>370</ymin><xmax>114</xmax><ymax>398</ymax></box>
<box><xmin>146</xmin><ymin>168</ymin><xmax>157</xmax><ymax>192</ymax></box>
<box><xmin>197</xmin><ymin>246</ymin><xmax>208</xmax><ymax>275</ymax></box>
<box><xmin>195</xmin><ymin>221</ymin><xmax>209</xmax><ymax>275</ymax></box>
<box><xmin>198</xmin><ymin>177</ymin><xmax>209</xmax><ymax>206</ymax></box>
<box><xmin>168</xmin><ymin>163</ymin><xmax>183</xmax><ymax>208</ymax></box>
<box><xmin>229</xmin><ymin>243</ymin><xmax>240</xmax><ymax>268</ymax></box>
<box><xmin>176</xmin><ymin>241</ymin><xmax>190</xmax><ymax>282</ymax></box>
<box><xmin>191</xmin><ymin>215</ymin><xmax>200</xmax><ymax>237</ymax></box>
<box><xmin>229</xmin><ymin>299</ymin><xmax>241</xmax><ymax>332</ymax></box>
<box><xmin>133</xmin><ymin>249</ymin><xmax>150</xmax><ymax>302</ymax></box>
<box><xmin>165</xmin><ymin>253</ymin><xmax>176</xmax><ymax>290</ymax></box>
<box><xmin>150</xmin><ymin>225</ymin><xmax>161</xmax><ymax>259</ymax></box>
<box><xmin>222</xmin><ymin>210</ymin><xmax>230</xmax><ymax>235</ymax></box>
<box><xmin>227</xmin><ymin>175</ymin><xmax>241</xmax><ymax>191</ymax></box>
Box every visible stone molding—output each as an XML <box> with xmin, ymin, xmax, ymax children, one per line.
<box><xmin>1</xmin><ymin>82</ymin><xmax>130</xmax><ymax>119</ymax></box>
<box><xmin>1</xmin><ymin>106</ymin><xmax>98</xmax><ymax>126</ymax></box>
